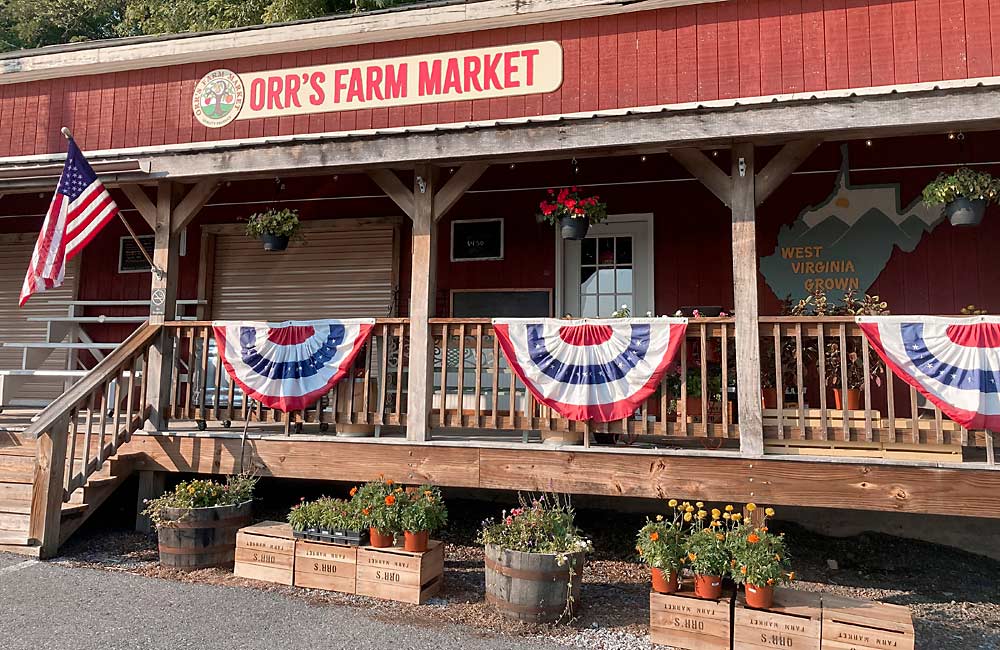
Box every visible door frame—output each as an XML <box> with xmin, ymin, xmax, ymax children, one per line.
<box><xmin>553</xmin><ymin>212</ymin><xmax>655</xmax><ymax>318</ymax></box>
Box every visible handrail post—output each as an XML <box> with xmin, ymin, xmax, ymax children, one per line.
<box><xmin>731</xmin><ymin>143</ymin><xmax>764</xmax><ymax>457</ymax></box>
<box><xmin>29</xmin><ymin>414</ymin><xmax>70</xmax><ymax>559</ymax></box>
<box><xmin>406</xmin><ymin>165</ymin><xmax>438</xmax><ymax>442</ymax></box>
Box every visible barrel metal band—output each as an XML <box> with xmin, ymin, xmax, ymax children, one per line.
<box><xmin>484</xmin><ymin>557</ymin><xmax>568</xmax><ymax>582</ymax></box>
<box><xmin>162</xmin><ymin>514</ymin><xmax>252</xmax><ymax>530</ymax></box>
<box><xmin>157</xmin><ymin>542</ymin><xmax>238</xmax><ymax>555</ymax></box>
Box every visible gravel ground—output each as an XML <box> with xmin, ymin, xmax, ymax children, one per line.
<box><xmin>50</xmin><ymin>494</ymin><xmax>1000</xmax><ymax>650</ymax></box>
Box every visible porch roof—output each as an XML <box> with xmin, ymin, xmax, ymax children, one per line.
<box><xmin>0</xmin><ymin>77</ymin><xmax>998</xmax><ymax>192</ymax></box>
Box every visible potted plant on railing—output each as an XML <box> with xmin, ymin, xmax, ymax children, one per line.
<box><xmin>354</xmin><ymin>477</ymin><xmax>404</xmax><ymax>548</ymax></box>
<box><xmin>538</xmin><ymin>186</ymin><xmax>608</xmax><ymax>240</ymax></box>
<box><xmin>636</xmin><ymin>502</ymin><xmax>687</xmax><ymax>594</ymax></box>
<box><xmin>684</xmin><ymin>502</ymin><xmax>737</xmax><ymax>600</ymax></box>
<box><xmin>478</xmin><ymin>494</ymin><xmax>592</xmax><ymax>623</ymax></box>
<box><xmin>922</xmin><ymin>167</ymin><xmax>1000</xmax><ymax>226</ymax></box>
<box><xmin>399</xmin><ymin>484</ymin><xmax>448</xmax><ymax>553</ymax></box>
<box><xmin>727</xmin><ymin>504</ymin><xmax>793</xmax><ymax>609</ymax></box>
<box><xmin>143</xmin><ymin>474</ymin><xmax>257</xmax><ymax>570</ymax></box>
<box><xmin>245</xmin><ymin>207</ymin><xmax>301</xmax><ymax>251</ymax></box>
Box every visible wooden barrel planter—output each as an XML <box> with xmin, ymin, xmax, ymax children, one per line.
<box><xmin>484</xmin><ymin>544</ymin><xmax>585</xmax><ymax>623</ymax></box>
<box><xmin>156</xmin><ymin>501</ymin><xmax>252</xmax><ymax>571</ymax></box>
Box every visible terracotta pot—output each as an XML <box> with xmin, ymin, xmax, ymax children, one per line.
<box><xmin>693</xmin><ymin>573</ymin><xmax>723</xmax><ymax>599</ymax></box>
<box><xmin>745</xmin><ymin>584</ymin><xmax>775</xmax><ymax>609</ymax></box>
<box><xmin>761</xmin><ymin>387</ymin><xmax>778</xmax><ymax>409</ymax></box>
<box><xmin>369</xmin><ymin>527</ymin><xmax>395</xmax><ymax>548</ymax></box>
<box><xmin>404</xmin><ymin>530</ymin><xmax>429</xmax><ymax>553</ymax></box>
<box><xmin>833</xmin><ymin>388</ymin><xmax>861</xmax><ymax>410</ymax></box>
<box><xmin>651</xmin><ymin>568</ymin><xmax>679</xmax><ymax>594</ymax></box>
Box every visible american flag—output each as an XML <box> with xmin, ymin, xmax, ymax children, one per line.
<box><xmin>19</xmin><ymin>139</ymin><xmax>119</xmax><ymax>306</ymax></box>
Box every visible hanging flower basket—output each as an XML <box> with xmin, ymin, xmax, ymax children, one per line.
<box><xmin>245</xmin><ymin>208</ymin><xmax>301</xmax><ymax>250</ymax></box>
<box><xmin>538</xmin><ymin>187</ymin><xmax>608</xmax><ymax>240</ymax></box>
<box><xmin>922</xmin><ymin>168</ymin><xmax>1000</xmax><ymax>227</ymax></box>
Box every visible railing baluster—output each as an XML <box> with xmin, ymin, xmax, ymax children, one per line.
<box><xmin>64</xmin><ymin>407</ymin><xmax>80</xmax><ymax>493</ymax></box>
<box><xmin>884</xmin><ymin>364</ymin><xmax>895</xmax><ymax>444</ymax></box>
<box><xmin>720</xmin><ymin>323</ymin><xmax>729</xmax><ymax>437</ymax></box>
<box><xmin>473</xmin><ymin>324</ymin><xmax>483</xmax><ymax>429</ymax></box>
<box><xmin>817</xmin><ymin>323</ymin><xmax>828</xmax><ymax>440</ymax></box>
<box><xmin>377</xmin><ymin>325</ymin><xmax>389</xmax><ymax>427</ymax></box>
<box><xmin>199</xmin><ymin>326</ymin><xmax>210</xmax><ymax>423</ymax></box>
<box><xmin>184</xmin><ymin>326</ymin><xmax>196</xmax><ymax>419</ymax></box>
<box><xmin>81</xmin><ymin>393</ymin><xmax>95</xmax><ymax>486</ymax></box>
<box><xmin>456</xmin><ymin>324</ymin><xmax>467</xmax><ymax>428</ymax></box>
<box><xmin>439</xmin><ymin>324</ymin><xmax>449</xmax><ymax>428</ymax></box>
<box><xmin>97</xmin><ymin>379</ymin><xmax>109</xmax><ymax>465</ymax></box>
<box><xmin>861</xmin><ymin>333</ymin><xmax>873</xmax><ymax>442</ymax></box>
<box><xmin>679</xmin><ymin>337</ymin><xmax>688</xmax><ymax>435</ymax></box>
<box><xmin>795</xmin><ymin>323</ymin><xmax>805</xmax><ymax>437</ymax></box>
<box><xmin>490</xmin><ymin>326</ymin><xmax>500</xmax><ymax>429</ymax></box>
<box><xmin>909</xmin><ymin>384</ymin><xmax>920</xmax><ymax>444</ymax></box>
<box><xmin>839</xmin><ymin>323</ymin><xmax>849</xmax><ymax>440</ymax></box>
<box><xmin>773</xmin><ymin>323</ymin><xmax>783</xmax><ymax>440</ymax></box>
<box><xmin>361</xmin><ymin>336</ymin><xmax>374</xmax><ymax>424</ymax></box>
<box><xmin>123</xmin><ymin>354</ymin><xmax>138</xmax><ymax>443</ymax></box>
<box><xmin>395</xmin><ymin>322</ymin><xmax>406</xmax><ymax>425</ymax></box>
<box><xmin>933</xmin><ymin>404</ymin><xmax>944</xmax><ymax>445</ymax></box>
<box><xmin>699</xmin><ymin>325</ymin><xmax>709</xmax><ymax>432</ymax></box>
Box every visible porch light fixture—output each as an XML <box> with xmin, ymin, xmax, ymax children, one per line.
<box><xmin>416</xmin><ymin>176</ymin><xmax>427</xmax><ymax>193</ymax></box>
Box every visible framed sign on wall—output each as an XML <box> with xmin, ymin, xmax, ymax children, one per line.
<box><xmin>118</xmin><ymin>235</ymin><xmax>155</xmax><ymax>273</ymax></box>
<box><xmin>451</xmin><ymin>218</ymin><xmax>504</xmax><ymax>262</ymax></box>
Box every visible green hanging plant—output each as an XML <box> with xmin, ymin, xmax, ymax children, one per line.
<box><xmin>245</xmin><ymin>208</ymin><xmax>301</xmax><ymax>238</ymax></box>
<box><xmin>922</xmin><ymin>168</ymin><xmax>1000</xmax><ymax>206</ymax></box>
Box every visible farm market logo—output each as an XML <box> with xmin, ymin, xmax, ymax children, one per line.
<box><xmin>193</xmin><ymin>69</ymin><xmax>245</xmax><ymax>127</ymax></box>
<box><xmin>189</xmin><ymin>42</ymin><xmax>562</xmax><ymax>128</ymax></box>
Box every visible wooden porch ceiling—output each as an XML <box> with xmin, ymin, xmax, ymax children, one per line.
<box><xmin>120</xmin><ymin>434</ymin><xmax>1000</xmax><ymax>520</ymax></box>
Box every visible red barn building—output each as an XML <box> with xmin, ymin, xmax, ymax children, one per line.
<box><xmin>0</xmin><ymin>0</ymin><xmax>998</xmax><ymax>557</ymax></box>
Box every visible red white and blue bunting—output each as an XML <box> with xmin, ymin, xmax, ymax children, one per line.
<box><xmin>858</xmin><ymin>316</ymin><xmax>1000</xmax><ymax>430</ymax></box>
<box><xmin>492</xmin><ymin>318</ymin><xmax>688</xmax><ymax>422</ymax></box>
<box><xmin>212</xmin><ymin>319</ymin><xmax>375</xmax><ymax>412</ymax></box>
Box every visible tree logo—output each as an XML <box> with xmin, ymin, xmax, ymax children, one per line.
<box><xmin>192</xmin><ymin>69</ymin><xmax>244</xmax><ymax>128</ymax></box>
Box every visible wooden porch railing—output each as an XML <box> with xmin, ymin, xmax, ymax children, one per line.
<box><xmin>25</xmin><ymin>322</ymin><xmax>160</xmax><ymax>556</ymax></box>
<box><xmin>760</xmin><ymin>316</ymin><xmax>974</xmax><ymax>447</ymax></box>
<box><xmin>429</xmin><ymin>318</ymin><xmax>740</xmax><ymax>441</ymax></box>
<box><xmin>161</xmin><ymin>320</ymin><xmax>409</xmax><ymax>432</ymax></box>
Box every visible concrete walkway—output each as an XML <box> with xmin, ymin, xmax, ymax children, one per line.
<box><xmin>0</xmin><ymin>553</ymin><xmax>563</xmax><ymax>650</ymax></box>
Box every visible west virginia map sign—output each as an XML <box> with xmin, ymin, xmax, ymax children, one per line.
<box><xmin>759</xmin><ymin>147</ymin><xmax>943</xmax><ymax>301</ymax></box>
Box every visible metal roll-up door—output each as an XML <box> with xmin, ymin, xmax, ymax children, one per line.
<box><xmin>209</xmin><ymin>219</ymin><xmax>398</xmax><ymax>320</ymax></box>
<box><xmin>0</xmin><ymin>236</ymin><xmax>78</xmax><ymax>404</ymax></box>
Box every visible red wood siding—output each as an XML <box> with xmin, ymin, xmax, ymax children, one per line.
<box><xmin>1</xmin><ymin>0</ymin><xmax>998</xmax><ymax>158</ymax></box>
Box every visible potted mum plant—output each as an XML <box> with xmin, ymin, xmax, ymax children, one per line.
<box><xmin>684</xmin><ymin>502</ymin><xmax>737</xmax><ymax>600</ymax></box>
<box><xmin>142</xmin><ymin>474</ymin><xmax>257</xmax><ymax>570</ymax></box>
<box><xmin>354</xmin><ymin>477</ymin><xmax>405</xmax><ymax>548</ymax></box>
<box><xmin>636</xmin><ymin>502</ymin><xmax>687</xmax><ymax>594</ymax></box>
<box><xmin>399</xmin><ymin>485</ymin><xmax>448</xmax><ymax>553</ymax></box>
<box><xmin>245</xmin><ymin>207</ymin><xmax>301</xmax><ymax>251</ymax></box>
<box><xmin>478</xmin><ymin>494</ymin><xmax>592</xmax><ymax>623</ymax></box>
<box><xmin>922</xmin><ymin>167</ymin><xmax>1000</xmax><ymax>226</ymax></box>
<box><xmin>728</xmin><ymin>504</ymin><xmax>793</xmax><ymax>609</ymax></box>
<box><xmin>538</xmin><ymin>186</ymin><xmax>608</xmax><ymax>240</ymax></box>
<box><xmin>288</xmin><ymin>496</ymin><xmax>368</xmax><ymax>546</ymax></box>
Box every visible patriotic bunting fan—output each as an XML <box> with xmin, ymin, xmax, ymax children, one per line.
<box><xmin>492</xmin><ymin>318</ymin><xmax>688</xmax><ymax>422</ymax></box>
<box><xmin>858</xmin><ymin>315</ymin><xmax>1000</xmax><ymax>430</ymax></box>
<box><xmin>213</xmin><ymin>319</ymin><xmax>375</xmax><ymax>412</ymax></box>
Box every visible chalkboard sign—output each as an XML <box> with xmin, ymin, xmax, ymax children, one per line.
<box><xmin>119</xmin><ymin>235</ymin><xmax>155</xmax><ymax>273</ymax></box>
<box><xmin>451</xmin><ymin>289</ymin><xmax>552</xmax><ymax>318</ymax></box>
<box><xmin>451</xmin><ymin>218</ymin><xmax>503</xmax><ymax>261</ymax></box>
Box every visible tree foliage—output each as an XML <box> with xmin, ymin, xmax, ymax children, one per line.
<box><xmin>0</xmin><ymin>0</ymin><xmax>421</xmax><ymax>52</ymax></box>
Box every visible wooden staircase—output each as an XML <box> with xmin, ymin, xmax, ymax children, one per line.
<box><xmin>0</xmin><ymin>431</ymin><xmax>136</xmax><ymax>556</ymax></box>
<box><xmin>0</xmin><ymin>323</ymin><xmax>161</xmax><ymax>558</ymax></box>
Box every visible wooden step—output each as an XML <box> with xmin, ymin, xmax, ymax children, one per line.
<box><xmin>0</xmin><ymin>455</ymin><xmax>35</xmax><ymax>483</ymax></box>
<box><xmin>0</xmin><ymin>500</ymin><xmax>88</xmax><ymax>517</ymax></box>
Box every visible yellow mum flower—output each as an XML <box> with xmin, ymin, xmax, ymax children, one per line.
<box><xmin>723</xmin><ymin>512</ymin><xmax>731</xmax><ymax>520</ymax></box>
<box><xmin>687</xmin><ymin>552</ymin><xmax>697</xmax><ymax>562</ymax></box>
<box><xmin>685</xmin><ymin>505</ymin><xmax>695</xmax><ymax>513</ymax></box>
<box><xmin>656</xmin><ymin>514</ymin><xmax>664</xmax><ymax>522</ymax></box>
<box><xmin>696</xmin><ymin>501</ymin><xmax>704</xmax><ymax>508</ymax></box>
<box><xmin>765</xmin><ymin>507</ymin><xmax>775</xmax><ymax>517</ymax></box>
<box><xmin>697</xmin><ymin>510</ymin><xmax>707</xmax><ymax>519</ymax></box>
<box><xmin>725</xmin><ymin>505</ymin><xmax>734</xmax><ymax>512</ymax></box>
<box><xmin>746</xmin><ymin>503</ymin><xmax>757</xmax><ymax>512</ymax></box>
<box><xmin>683</xmin><ymin>512</ymin><xmax>693</xmax><ymax>522</ymax></box>
<box><xmin>668</xmin><ymin>499</ymin><xmax>678</xmax><ymax>508</ymax></box>
<box><xmin>716</xmin><ymin>533</ymin><xmax>725</xmax><ymax>541</ymax></box>
<box><xmin>732</xmin><ymin>513</ymin><xmax>743</xmax><ymax>522</ymax></box>
<box><xmin>711</xmin><ymin>508</ymin><xmax>721</xmax><ymax>519</ymax></box>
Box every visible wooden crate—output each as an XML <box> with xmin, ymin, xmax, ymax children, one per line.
<box><xmin>293</xmin><ymin>540</ymin><xmax>358</xmax><ymax>593</ymax></box>
<box><xmin>233</xmin><ymin>521</ymin><xmax>296</xmax><ymax>586</ymax></box>
<box><xmin>355</xmin><ymin>541</ymin><xmax>444</xmax><ymax>605</ymax></box>
<box><xmin>822</xmin><ymin>594</ymin><xmax>915</xmax><ymax>650</ymax></box>
<box><xmin>649</xmin><ymin>588</ymin><xmax>734</xmax><ymax>650</ymax></box>
<box><xmin>734</xmin><ymin>587</ymin><xmax>822</xmax><ymax>650</ymax></box>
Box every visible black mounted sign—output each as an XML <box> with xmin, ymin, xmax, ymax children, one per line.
<box><xmin>119</xmin><ymin>235</ymin><xmax>155</xmax><ymax>273</ymax></box>
<box><xmin>451</xmin><ymin>218</ymin><xmax>504</xmax><ymax>261</ymax></box>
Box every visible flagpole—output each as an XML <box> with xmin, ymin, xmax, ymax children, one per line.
<box><xmin>60</xmin><ymin>127</ymin><xmax>162</xmax><ymax>277</ymax></box>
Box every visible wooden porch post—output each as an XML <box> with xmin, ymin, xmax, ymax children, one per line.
<box><xmin>731</xmin><ymin>143</ymin><xmax>764</xmax><ymax>457</ymax></box>
<box><xmin>145</xmin><ymin>182</ymin><xmax>178</xmax><ymax>430</ymax></box>
<box><xmin>407</xmin><ymin>165</ymin><xmax>437</xmax><ymax>441</ymax></box>
<box><xmin>28</xmin><ymin>414</ymin><xmax>70</xmax><ymax>558</ymax></box>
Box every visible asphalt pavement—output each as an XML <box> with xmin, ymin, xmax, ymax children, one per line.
<box><xmin>0</xmin><ymin>552</ymin><xmax>564</xmax><ymax>650</ymax></box>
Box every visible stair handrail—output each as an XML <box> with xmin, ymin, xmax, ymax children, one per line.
<box><xmin>25</xmin><ymin>321</ymin><xmax>161</xmax><ymax>439</ymax></box>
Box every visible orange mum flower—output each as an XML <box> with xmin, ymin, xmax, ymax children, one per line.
<box><xmin>649</xmin><ymin>531</ymin><xmax>660</xmax><ymax>541</ymax></box>
<box><xmin>362</xmin><ymin>508</ymin><xmax>370</xmax><ymax>516</ymax></box>
<box><xmin>386</xmin><ymin>479</ymin><xmax>394</xmax><ymax>486</ymax></box>
<box><xmin>385</xmin><ymin>495</ymin><xmax>396</xmax><ymax>506</ymax></box>
<box><xmin>747</xmin><ymin>533</ymin><xmax>761</xmax><ymax>544</ymax></box>
<box><xmin>740</xmin><ymin>566</ymin><xmax>747</xmax><ymax>575</ymax></box>
<box><xmin>349</xmin><ymin>487</ymin><xmax>358</xmax><ymax>497</ymax></box>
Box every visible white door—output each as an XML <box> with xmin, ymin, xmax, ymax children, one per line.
<box><xmin>560</xmin><ymin>214</ymin><xmax>654</xmax><ymax>318</ymax></box>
